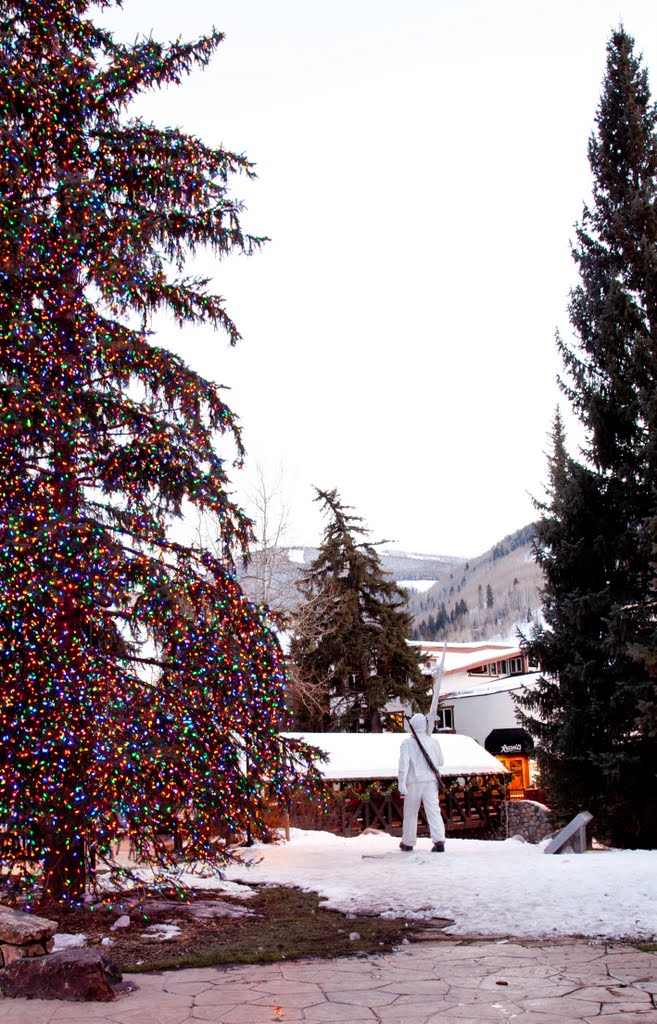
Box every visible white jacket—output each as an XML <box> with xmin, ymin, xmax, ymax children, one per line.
<box><xmin>398</xmin><ymin>713</ymin><xmax>445</xmax><ymax>788</ymax></box>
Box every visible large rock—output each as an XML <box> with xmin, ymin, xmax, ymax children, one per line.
<box><xmin>0</xmin><ymin>906</ymin><xmax>57</xmax><ymax>945</ymax></box>
<box><xmin>0</xmin><ymin>947</ymin><xmax>123</xmax><ymax>1001</ymax></box>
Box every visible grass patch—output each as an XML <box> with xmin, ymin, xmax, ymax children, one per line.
<box><xmin>120</xmin><ymin>885</ymin><xmax>430</xmax><ymax>972</ymax></box>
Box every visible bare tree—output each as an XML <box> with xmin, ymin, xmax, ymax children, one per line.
<box><xmin>197</xmin><ymin>463</ymin><xmax>295</xmax><ymax>612</ymax></box>
<box><xmin>240</xmin><ymin>464</ymin><xmax>290</xmax><ymax>608</ymax></box>
<box><xmin>285</xmin><ymin>588</ymin><xmax>340</xmax><ymax>729</ymax></box>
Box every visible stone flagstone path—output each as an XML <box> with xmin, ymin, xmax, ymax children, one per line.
<box><xmin>1</xmin><ymin>938</ymin><xmax>656</xmax><ymax>1023</ymax></box>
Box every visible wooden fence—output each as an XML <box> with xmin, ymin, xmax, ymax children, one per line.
<box><xmin>290</xmin><ymin>777</ymin><xmax>507</xmax><ymax>838</ymax></box>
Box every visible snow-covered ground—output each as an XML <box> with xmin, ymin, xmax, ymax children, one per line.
<box><xmin>219</xmin><ymin>829</ymin><xmax>657</xmax><ymax>943</ymax></box>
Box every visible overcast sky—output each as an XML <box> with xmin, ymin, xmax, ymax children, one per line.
<box><xmin>101</xmin><ymin>0</ymin><xmax>657</xmax><ymax>557</ymax></box>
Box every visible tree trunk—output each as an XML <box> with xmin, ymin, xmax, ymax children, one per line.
<box><xmin>40</xmin><ymin>828</ymin><xmax>86</xmax><ymax>906</ymax></box>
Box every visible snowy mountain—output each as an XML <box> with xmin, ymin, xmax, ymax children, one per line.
<box><xmin>404</xmin><ymin>525</ymin><xmax>543</xmax><ymax>642</ymax></box>
<box><xmin>238</xmin><ymin>524</ymin><xmax>544</xmax><ymax>642</ymax></box>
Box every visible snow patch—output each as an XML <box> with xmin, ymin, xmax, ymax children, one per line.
<box><xmin>143</xmin><ymin>923</ymin><xmax>182</xmax><ymax>941</ymax></box>
<box><xmin>398</xmin><ymin>579</ymin><xmax>439</xmax><ymax>593</ymax></box>
<box><xmin>223</xmin><ymin>828</ymin><xmax>657</xmax><ymax>943</ymax></box>
<box><xmin>53</xmin><ymin>933</ymin><xmax>87</xmax><ymax>950</ymax></box>
<box><xmin>380</xmin><ymin>549</ymin><xmax>452</xmax><ymax>561</ymax></box>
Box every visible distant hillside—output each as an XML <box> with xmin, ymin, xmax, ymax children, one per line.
<box><xmin>405</xmin><ymin>525</ymin><xmax>543</xmax><ymax>642</ymax></box>
<box><xmin>237</xmin><ymin>545</ymin><xmax>464</xmax><ymax>613</ymax></box>
<box><xmin>237</xmin><ymin>524</ymin><xmax>544</xmax><ymax>642</ymax></box>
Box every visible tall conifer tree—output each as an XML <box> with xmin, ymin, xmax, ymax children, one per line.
<box><xmin>518</xmin><ymin>30</ymin><xmax>657</xmax><ymax>846</ymax></box>
<box><xmin>289</xmin><ymin>488</ymin><xmax>427</xmax><ymax>732</ymax></box>
<box><xmin>0</xmin><ymin>0</ymin><xmax>321</xmax><ymax>905</ymax></box>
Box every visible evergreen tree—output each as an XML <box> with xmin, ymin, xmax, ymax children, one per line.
<box><xmin>518</xmin><ymin>412</ymin><xmax>624</xmax><ymax>827</ymax></box>
<box><xmin>0</xmin><ymin>0</ymin><xmax>321</xmax><ymax>906</ymax></box>
<box><xmin>517</xmin><ymin>29</ymin><xmax>657</xmax><ymax>846</ymax></box>
<box><xmin>436</xmin><ymin>603</ymin><xmax>448</xmax><ymax>632</ymax></box>
<box><xmin>289</xmin><ymin>488</ymin><xmax>427</xmax><ymax>732</ymax></box>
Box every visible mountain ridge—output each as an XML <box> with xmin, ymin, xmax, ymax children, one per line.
<box><xmin>405</xmin><ymin>524</ymin><xmax>542</xmax><ymax>642</ymax></box>
<box><xmin>239</xmin><ymin>523</ymin><xmax>544</xmax><ymax>642</ymax></box>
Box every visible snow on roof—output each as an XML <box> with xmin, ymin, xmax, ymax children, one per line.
<box><xmin>416</xmin><ymin>641</ymin><xmax>517</xmax><ymax>654</ymax></box>
<box><xmin>410</xmin><ymin>640</ymin><xmax>524</xmax><ymax>677</ymax></box>
<box><xmin>446</xmin><ymin>672</ymin><xmax>542</xmax><ymax>700</ymax></box>
<box><xmin>284</xmin><ymin>732</ymin><xmax>508</xmax><ymax>780</ymax></box>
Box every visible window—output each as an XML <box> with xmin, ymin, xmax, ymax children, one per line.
<box><xmin>436</xmin><ymin>706</ymin><xmax>454</xmax><ymax>731</ymax></box>
<box><xmin>510</xmin><ymin>657</ymin><xmax>523</xmax><ymax>674</ymax></box>
<box><xmin>383</xmin><ymin>712</ymin><xmax>405</xmax><ymax>731</ymax></box>
<box><xmin>490</xmin><ymin>662</ymin><xmax>498</xmax><ymax>675</ymax></box>
<box><xmin>469</xmin><ymin>664</ymin><xmax>488</xmax><ymax>675</ymax></box>
<box><xmin>500</xmin><ymin>659</ymin><xmax>508</xmax><ymax>674</ymax></box>
<box><xmin>383</xmin><ymin>709</ymin><xmax>454</xmax><ymax>731</ymax></box>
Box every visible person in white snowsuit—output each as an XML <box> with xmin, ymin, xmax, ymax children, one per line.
<box><xmin>397</xmin><ymin>712</ymin><xmax>446</xmax><ymax>852</ymax></box>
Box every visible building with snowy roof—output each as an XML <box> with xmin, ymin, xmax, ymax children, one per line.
<box><xmin>386</xmin><ymin>641</ymin><xmax>542</xmax><ymax>797</ymax></box>
<box><xmin>284</xmin><ymin>731</ymin><xmax>508</xmax><ymax>839</ymax></box>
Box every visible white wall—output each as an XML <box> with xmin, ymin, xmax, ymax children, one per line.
<box><xmin>446</xmin><ymin>688</ymin><xmax>523</xmax><ymax>747</ymax></box>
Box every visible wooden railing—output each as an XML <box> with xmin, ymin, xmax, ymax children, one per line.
<box><xmin>442</xmin><ymin>786</ymin><xmax>503</xmax><ymax>832</ymax></box>
<box><xmin>290</xmin><ymin>780</ymin><xmax>507</xmax><ymax>837</ymax></box>
<box><xmin>508</xmin><ymin>786</ymin><xmax>547</xmax><ymax>803</ymax></box>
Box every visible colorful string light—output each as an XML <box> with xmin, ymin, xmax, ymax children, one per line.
<box><xmin>0</xmin><ymin>0</ymin><xmax>324</xmax><ymax>907</ymax></box>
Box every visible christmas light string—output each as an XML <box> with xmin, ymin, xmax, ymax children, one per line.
<box><xmin>0</xmin><ymin>0</ymin><xmax>324</xmax><ymax>906</ymax></box>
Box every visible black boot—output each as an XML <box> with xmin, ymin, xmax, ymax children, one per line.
<box><xmin>431</xmin><ymin>841</ymin><xmax>445</xmax><ymax>853</ymax></box>
<box><xmin>399</xmin><ymin>842</ymin><xmax>413</xmax><ymax>851</ymax></box>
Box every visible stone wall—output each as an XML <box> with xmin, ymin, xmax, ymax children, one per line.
<box><xmin>504</xmin><ymin>799</ymin><xmax>553</xmax><ymax>844</ymax></box>
<box><xmin>0</xmin><ymin>906</ymin><xmax>57</xmax><ymax>968</ymax></box>
<box><xmin>0</xmin><ymin>907</ymin><xmax>126</xmax><ymax>1001</ymax></box>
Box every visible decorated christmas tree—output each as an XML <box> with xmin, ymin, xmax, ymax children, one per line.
<box><xmin>0</xmin><ymin>0</ymin><xmax>323</xmax><ymax>906</ymax></box>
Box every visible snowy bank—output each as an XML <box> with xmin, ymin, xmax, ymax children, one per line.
<box><xmin>222</xmin><ymin>828</ymin><xmax>657</xmax><ymax>943</ymax></box>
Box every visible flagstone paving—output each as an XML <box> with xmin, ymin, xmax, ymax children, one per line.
<box><xmin>1</xmin><ymin>939</ymin><xmax>656</xmax><ymax>1023</ymax></box>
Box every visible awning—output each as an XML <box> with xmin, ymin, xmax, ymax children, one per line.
<box><xmin>484</xmin><ymin>728</ymin><xmax>535</xmax><ymax>756</ymax></box>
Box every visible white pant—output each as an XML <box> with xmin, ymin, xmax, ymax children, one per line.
<box><xmin>402</xmin><ymin>780</ymin><xmax>446</xmax><ymax>847</ymax></box>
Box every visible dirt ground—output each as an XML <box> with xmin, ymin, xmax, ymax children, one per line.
<box><xmin>43</xmin><ymin>884</ymin><xmax>452</xmax><ymax>973</ymax></box>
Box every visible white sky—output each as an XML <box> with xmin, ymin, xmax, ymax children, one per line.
<box><xmin>100</xmin><ymin>0</ymin><xmax>657</xmax><ymax>557</ymax></box>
